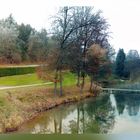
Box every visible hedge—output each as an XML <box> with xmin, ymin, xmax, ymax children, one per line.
<box><xmin>0</xmin><ymin>67</ymin><xmax>36</xmax><ymax>77</ymax></box>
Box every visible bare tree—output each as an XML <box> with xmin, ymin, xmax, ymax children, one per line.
<box><xmin>69</xmin><ymin>7</ymin><xmax>110</xmax><ymax>93</ymax></box>
<box><xmin>52</xmin><ymin>7</ymin><xmax>96</xmax><ymax>95</ymax></box>
<box><xmin>51</xmin><ymin>6</ymin><xmax>111</xmax><ymax>95</ymax></box>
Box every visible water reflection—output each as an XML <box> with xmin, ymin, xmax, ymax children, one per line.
<box><xmin>114</xmin><ymin>92</ymin><xmax>140</xmax><ymax>116</ymax></box>
<box><xmin>19</xmin><ymin>91</ymin><xmax>140</xmax><ymax>134</ymax></box>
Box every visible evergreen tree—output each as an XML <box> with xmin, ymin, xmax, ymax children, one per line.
<box><xmin>115</xmin><ymin>49</ymin><xmax>126</xmax><ymax>77</ymax></box>
<box><xmin>17</xmin><ymin>23</ymin><xmax>33</xmax><ymax>61</ymax></box>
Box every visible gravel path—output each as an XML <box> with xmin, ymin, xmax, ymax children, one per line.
<box><xmin>0</xmin><ymin>82</ymin><xmax>53</xmax><ymax>90</ymax></box>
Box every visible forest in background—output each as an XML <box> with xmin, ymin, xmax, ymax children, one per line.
<box><xmin>0</xmin><ymin>14</ymin><xmax>49</xmax><ymax>64</ymax></box>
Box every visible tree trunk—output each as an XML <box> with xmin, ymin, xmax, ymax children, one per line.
<box><xmin>89</xmin><ymin>75</ymin><xmax>93</xmax><ymax>93</ymax></box>
<box><xmin>59</xmin><ymin>69</ymin><xmax>63</xmax><ymax>96</ymax></box>
<box><xmin>80</xmin><ymin>75</ymin><xmax>85</xmax><ymax>94</ymax></box>
<box><xmin>77</xmin><ymin>71</ymin><xmax>80</xmax><ymax>87</ymax></box>
<box><xmin>59</xmin><ymin>119</ymin><xmax>62</xmax><ymax>133</ymax></box>
<box><xmin>80</xmin><ymin>43</ymin><xmax>87</xmax><ymax>94</ymax></box>
<box><xmin>82</xmin><ymin>107</ymin><xmax>85</xmax><ymax>133</ymax></box>
<box><xmin>54</xmin><ymin>82</ymin><xmax>57</xmax><ymax>95</ymax></box>
<box><xmin>54</xmin><ymin>70</ymin><xmax>58</xmax><ymax>95</ymax></box>
<box><xmin>54</xmin><ymin>119</ymin><xmax>57</xmax><ymax>133</ymax></box>
<box><xmin>77</xmin><ymin>106</ymin><xmax>80</xmax><ymax>134</ymax></box>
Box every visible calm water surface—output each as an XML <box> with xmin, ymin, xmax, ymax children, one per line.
<box><xmin>19</xmin><ymin>91</ymin><xmax>140</xmax><ymax>134</ymax></box>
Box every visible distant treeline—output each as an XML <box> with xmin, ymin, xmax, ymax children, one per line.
<box><xmin>114</xmin><ymin>49</ymin><xmax>140</xmax><ymax>81</ymax></box>
<box><xmin>0</xmin><ymin>14</ymin><xmax>55</xmax><ymax>64</ymax></box>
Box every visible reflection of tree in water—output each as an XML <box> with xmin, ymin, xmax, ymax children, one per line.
<box><xmin>20</xmin><ymin>104</ymin><xmax>78</xmax><ymax>134</ymax></box>
<box><xmin>69</xmin><ymin>95</ymin><xmax>115</xmax><ymax>134</ymax></box>
<box><xmin>21</xmin><ymin>94</ymin><xmax>116</xmax><ymax>134</ymax></box>
<box><xmin>69</xmin><ymin>106</ymin><xmax>80</xmax><ymax>134</ymax></box>
<box><xmin>22</xmin><ymin>92</ymin><xmax>140</xmax><ymax>134</ymax></box>
<box><xmin>125</xmin><ymin>93</ymin><xmax>140</xmax><ymax>116</ymax></box>
<box><xmin>114</xmin><ymin>91</ymin><xmax>140</xmax><ymax>116</ymax></box>
<box><xmin>114</xmin><ymin>92</ymin><xmax>125</xmax><ymax>115</ymax></box>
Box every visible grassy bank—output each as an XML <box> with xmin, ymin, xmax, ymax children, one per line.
<box><xmin>0</xmin><ymin>83</ymin><xmax>100</xmax><ymax>133</ymax></box>
<box><xmin>0</xmin><ymin>71</ymin><xmax>99</xmax><ymax>133</ymax></box>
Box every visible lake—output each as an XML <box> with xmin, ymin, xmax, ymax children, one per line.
<box><xmin>19</xmin><ymin>91</ymin><xmax>140</xmax><ymax>134</ymax></box>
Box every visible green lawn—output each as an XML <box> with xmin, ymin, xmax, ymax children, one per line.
<box><xmin>0</xmin><ymin>70</ymin><xmax>89</xmax><ymax>87</ymax></box>
<box><xmin>63</xmin><ymin>72</ymin><xmax>89</xmax><ymax>86</ymax></box>
<box><xmin>0</xmin><ymin>71</ymin><xmax>77</xmax><ymax>87</ymax></box>
<box><xmin>0</xmin><ymin>73</ymin><xmax>44</xmax><ymax>86</ymax></box>
<box><xmin>63</xmin><ymin>72</ymin><xmax>77</xmax><ymax>86</ymax></box>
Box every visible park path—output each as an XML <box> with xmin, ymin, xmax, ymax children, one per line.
<box><xmin>0</xmin><ymin>82</ymin><xmax>53</xmax><ymax>90</ymax></box>
<box><xmin>0</xmin><ymin>64</ymin><xmax>40</xmax><ymax>68</ymax></box>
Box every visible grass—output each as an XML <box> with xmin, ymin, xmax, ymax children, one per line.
<box><xmin>0</xmin><ymin>73</ymin><xmax>44</xmax><ymax>86</ymax></box>
<box><xmin>63</xmin><ymin>72</ymin><xmax>77</xmax><ymax>86</ymax></box>
<box><xmin>0</xmin><ymin>71</ymin><xmax>77</xmax><ymax>87</ymax></box>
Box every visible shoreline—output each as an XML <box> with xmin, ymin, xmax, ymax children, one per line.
<box><xmin>6</xmin><ymin>93</ymin><xmax>95</xmax><ymax>133</ymax></box>
<box><xmin>0</xmin><ymin>85</ymin><xmax>100</xmax><ymax>133</ymax></box>
<box><xmin>17</xmin><ymin>93</ymin><xmax>95</xmax><ymax>133</ymax></box>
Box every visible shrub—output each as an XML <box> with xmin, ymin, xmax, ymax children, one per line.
<box><xmin>0</xmin><ymin>67</ymin><xmax>36</xmax><ymax>77</ymax></box>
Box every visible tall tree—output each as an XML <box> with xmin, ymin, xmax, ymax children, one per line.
<box><xmin>125</xmin><ymin>49</ymin><xmax>140</xmax><ymax>80</ymax></box>
<box><xmin>115</xmin><ymin>49</ymin><xmax>126</xmax><ymax>77</ymax></box>
<box><xmin>52</xmin><ymin>7</ymin><xmax>99</xmax><ymax>95</ymax></box>
<box><xmin>126</xmin><ymin>50</ymin><xmax>139</xmax><ymax>61</ymax></box>
<box><xmin>52</xmin><ymin>7</ymin><xmax>73</xmax><ymax>96</ymax></box>
<box><xmin>71</xmin><ymin>7</ymin><xmax>110</xmax><ymax>92</ymax></box>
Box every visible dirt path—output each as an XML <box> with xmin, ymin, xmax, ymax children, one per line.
<box><xmin>0</xmin><ymin>64</ymin><xmax>40</xmax><ymax>68</ymax></box>
<box><xmin>0</xmin><ymin>82</ymin><xmax>53</xmax><ymax>90</ymax></box>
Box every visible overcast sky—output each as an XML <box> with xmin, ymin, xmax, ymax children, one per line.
<box><xmin>0</xmin><ymin>0</ymin><xmax>140</xmax><ymax>53</ymax></box>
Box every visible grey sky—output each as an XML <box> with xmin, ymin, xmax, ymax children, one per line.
<box><xmin>0</xmin><ymin>0</ymin><xmax>140</xmax><ymax>53</ymax></box>
<box><xmin>95</xmin><ymin>0</ymin><xmax>140</xmax><ymax>53</ymax></box>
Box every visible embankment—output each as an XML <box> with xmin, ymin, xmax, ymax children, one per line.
<box><xmin>0</xmin><ymin>84</ymin><xmax>101</xmax><ymax>133</ymax></box>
